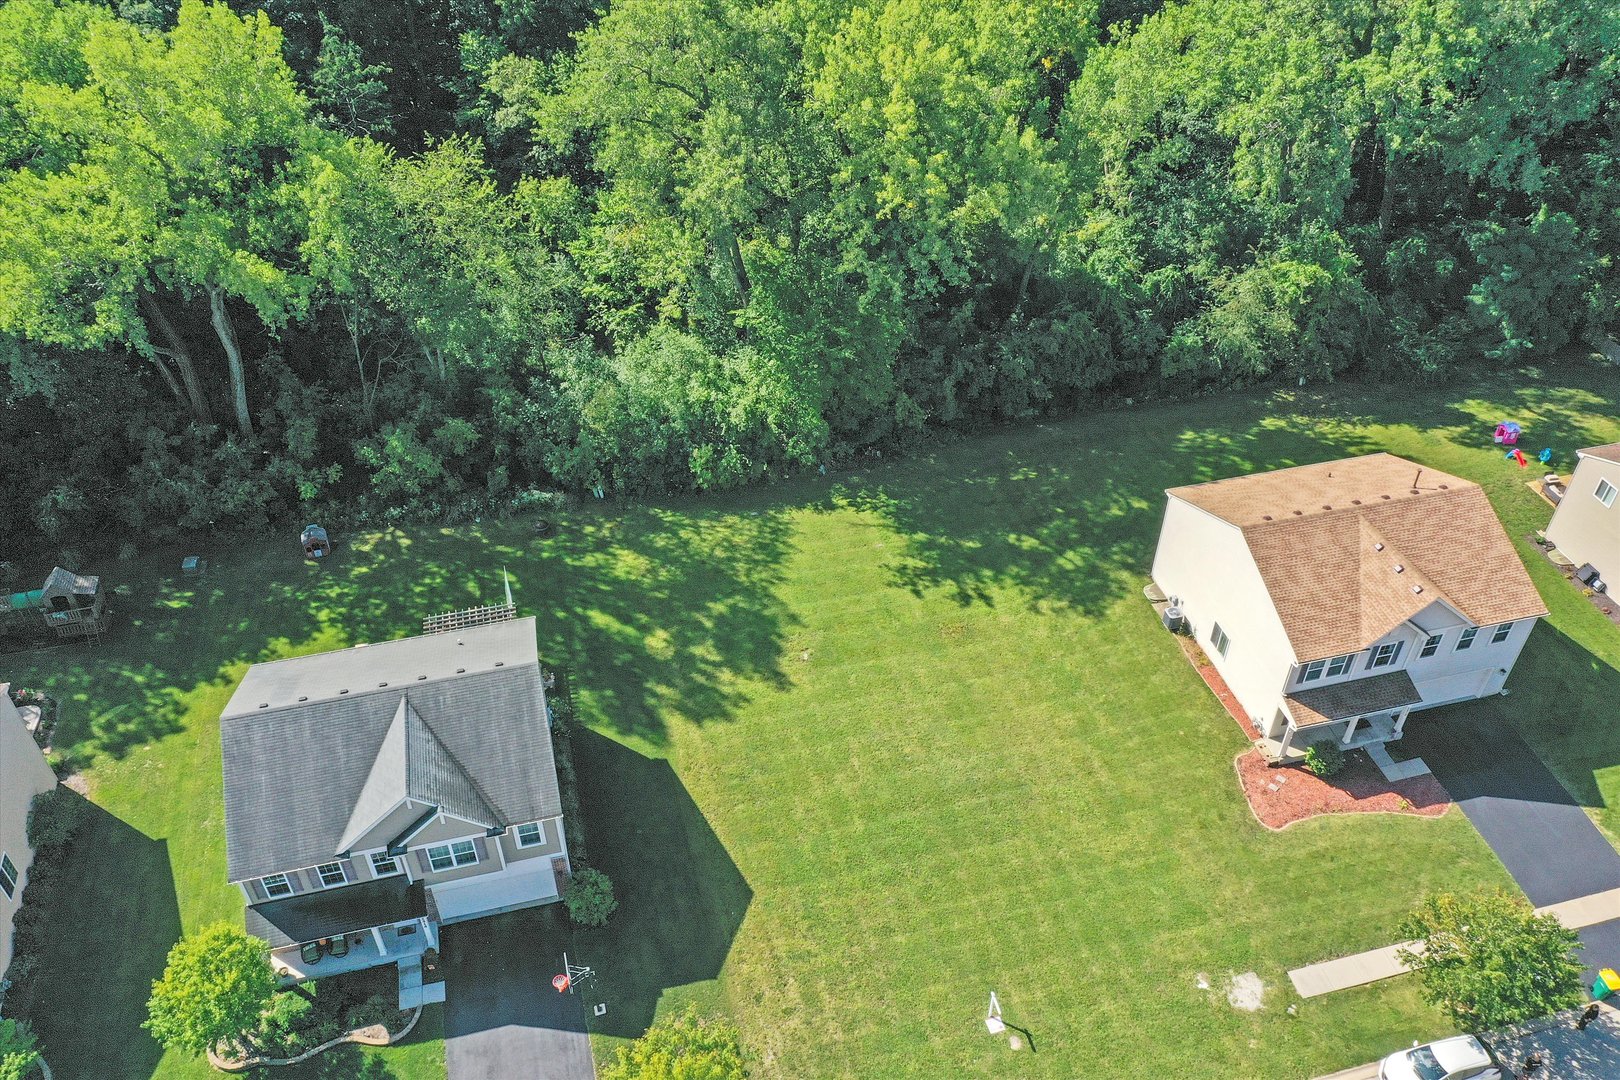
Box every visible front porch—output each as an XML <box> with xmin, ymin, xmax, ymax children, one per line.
<box><xmin>268</xmin><ymin>916</ymin><xmax>436</xmax><ymax>984</ymax></box>
<box><xmin>1258</xmin><ymin>669</ymin><xmax>1424</xmax><ymax>765</ymax></box>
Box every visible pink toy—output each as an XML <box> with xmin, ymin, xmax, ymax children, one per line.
<box><xmin>1494</xmin><ymin>422</ymin><xmax>1521</xmax><ymax>445</ymax></box>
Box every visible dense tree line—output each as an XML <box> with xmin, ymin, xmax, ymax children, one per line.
<box><xmin>1</xmin><ymin>0</ymin><xmax>1616</xmax><ymax>552</ymax></box>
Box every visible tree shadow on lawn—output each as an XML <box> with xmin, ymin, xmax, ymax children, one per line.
<box><xmin>23</xmin><ymin>495</ymin><xmax>798</xmax><ymax>763</ymax></box>
<box><xmin>569</xmin><ymin>729</ymin><xmax>751</xmax><ymax>1039</ymax></box>
<box><xmin>16</xmin><ymin>800</ymin><xmax>180</xmax><ymax>1080</ymax></box>
<box><xmin>821</xmin><ymin>402</ymin><xmax>1382</xmax><ymax>617</ymax></box>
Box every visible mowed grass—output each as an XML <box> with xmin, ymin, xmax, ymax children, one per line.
<box><xmin>9</xmin><ymin>360</ymin><xmax>1620</xmax><ymax>1079</ymax></box>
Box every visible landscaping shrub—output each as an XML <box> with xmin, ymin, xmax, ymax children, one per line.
<box><xmin>26</xmin><ymin>787</ymin><xmax>87</xmax><ymax>851</ymax></box>
<box><xmin>0</xmin><ymin>1018</ymin><xmax>40</xmax><ymax>1080</ymax></box>
<box><xmin>145</xmin><ymin>924</ymin><xmax>277</xmax><ymax>1056</ymax></box>
<box><xmin>601</xmin><ymin>1007</ymin><xmax>745</xmax><ymax>1080</ymax></box>
<box><xmin>257</xmin><ymin>991</ymin><xmax>316</xmax><ymax>1056</ymax></box>
<box><xmin>346</xmin><ymin>994</ymin><xmax>400</xmax><ymax>1030</ymax></box>
<box><xmin>549</xmin><ymin>685</ymin><xmax>588</xmax><ymax>863</ymax></box>
<box><xmin>1303</xmin><ymin>742</ymin><xmax>1345</xmax><ymax>778</ymax></box>
<box><xmin>563</xmin><ymin>867</ymin><xmax>617</xmax><ymax>927</ymax></box>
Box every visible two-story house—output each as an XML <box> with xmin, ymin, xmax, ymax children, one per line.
<box><xmin>1546</xmin><ymin>441</ymin><xmax>1620</xmax><ymax>592</ymax></box>
<box><xmin>1151</xmin><ymin>453</ymin><xmax>1548</xmax><ymax>761</ymax></box>
<box><xmin>220</xmin><ymin>616</ymin><xmax>570</xmax><ymax>1005</ymax></box>
<box><xmin>1</xmin><ymin>685</ymin><xmax>58</xmax><ymax>1005</ymax></box>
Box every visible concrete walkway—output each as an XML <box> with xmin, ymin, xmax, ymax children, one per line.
<box><xmin>1290</xmin><ymin>887</ymin><xmax>1620</xmax><ymax>998</ymax></box>
<box><xmin>1365</xmin><ymin>742</ymin><xmax>1431</xmax><ymax>782</ymax></box>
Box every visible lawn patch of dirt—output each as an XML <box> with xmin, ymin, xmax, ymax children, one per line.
<box><xmin>1235</xmin><ymin>749</ymin><xmax>1451</xmax><ymax>830</ymax></box>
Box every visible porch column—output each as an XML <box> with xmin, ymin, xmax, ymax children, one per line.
<box><xmin>1277</xmin><ymin>722</ymin><xmax>1296</xmax><ymax>758</ymax></box>
<box><xmin>424</xmin><ymin>917</ymin><xmax>438</xmax><ymax>949</ymax></box>
<box><xmin>372</xmin><ymin>926</ymin><xmax>387</xmax><ymax>955</ymax></box>
<box><xmin>1393</xmin><ymin>705</ymin><xmax>1411</xmax><ymax>737</ymax></box>
<box><xmin>1341</xmin><ymin>716</ymin><xmax>1360</xmax><ymax>745</ymax></box>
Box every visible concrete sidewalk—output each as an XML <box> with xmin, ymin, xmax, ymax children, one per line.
<box><xmin>1290</xmin><ymin>888</ymin><xmax>1620</xmax><ymax>998</ymax></box>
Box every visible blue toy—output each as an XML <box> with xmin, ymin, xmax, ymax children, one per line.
<box><xmin>1539</xmin><ymin>448</ymin><xmax>1553</xmax><ymax>463</ymax></box>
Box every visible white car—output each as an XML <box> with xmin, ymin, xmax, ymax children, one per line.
<box><xmin>1378</xmin><ymin>1036</ymin><xmax>1503</xmax><ymax>1080</ymax></box>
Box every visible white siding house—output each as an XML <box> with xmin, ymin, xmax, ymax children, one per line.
<box><xmin>0</xmin><ymin>686</ymin><xmax>57</xmax><ymax>990</ymax></box>
<box><xmin>1152</xmin><ymin>454</ymin><xmax>1547</xmax><ymax>760</ymax></box>
<box><xmin>1545</xmin><ymin>442</ymin><xmax>1620</xmax><ymax>590</ymax></box>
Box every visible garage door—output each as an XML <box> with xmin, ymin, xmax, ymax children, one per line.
<box><xmin>430</xmin><ymin>860</ymin><xmax>560</xmax><ymax>925</ymax></box>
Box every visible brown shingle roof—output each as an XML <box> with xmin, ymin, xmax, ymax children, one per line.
<box><xmin>1168</xmin><ymin>454</ymin><xmax>1547</xmax><ymax>659</ymax></box>
<box><xmin>1285</xmin><ymin>670</ymin><xmax>1423</xmax><ymax>728</ymax></box>
<box><xmin>1578</xmin><ymin>442</ymin><xmax>1620</xmax><ymax>464</ymax></box>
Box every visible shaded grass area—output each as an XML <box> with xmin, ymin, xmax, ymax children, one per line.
<box><xmin>7</xmin><ymin>359</ymin><xmax>1620</xmax><ymax>1078</ymax></box>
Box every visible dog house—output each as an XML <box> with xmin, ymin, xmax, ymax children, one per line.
<box><xmin>301</xmin><ymin>525</ymin><xmax>331</xmax><ymax>559</ymax></box>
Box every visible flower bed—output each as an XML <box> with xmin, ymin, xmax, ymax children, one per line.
<box><xmin>209</xmin><ymin>967</ymin><xmax>420</xmax><ymax>1071</ymax></box>
<box><xmin>1235</xmin><ymin>749</ymin><xmax>1451</xmax><ymax>830</ymax></box>
<box><xmin>208</xmin><ymin>1004</ymin><xmax>420</xmax><ymax>1073</ymax></box>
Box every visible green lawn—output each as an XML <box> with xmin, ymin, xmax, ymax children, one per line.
<box><xmin>11</xmin><ymin>361</ymin><xmax>1620</xmax><ymax>1078</ymax></box>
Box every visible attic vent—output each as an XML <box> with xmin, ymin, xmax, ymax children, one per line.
<box><xmin>297</xmin><ymin>696</ymin><xmax>308</xmax><ymax>702</ymax></box>
<box><xmin>1373</xmin><ymin>542</ymin><xmax>1384</xmax><ymax>552</ymax></box>
<box><xmin>1322</xmin><ymin>504</ymin><xmax>1333</xmax><ymax>510</ymax></box>
<box><xmin>1380</xmin><ymin>494</ymin><xmax>1392</xmax><ymax>500</ymax></box>
<box><xmin>378</xmin><ymin>682</ymin><xmax>388</xmax><ymax>687</ymax></box>
<box><xmin>258</xmin><ymin>703</ymin><xmax>269</xmax><ymax>709</ymax></box>
<box><xmin>1394</xmin><ymin>564</ymin><xmax>1405</xmax><ymax>573</ymax></box>
<box><xmin>1292</xmin><ymin>510</ymin><xmax>1304</xmax><ymax>516</ymax></box>
<box><xmin>1412</xmin><ymin>585</ymin><xmax>1423</xmax><ymax>594</ymax></box>
<box><xmin>1261</xmin><ymin>515</ymin><xmax>1273</xmax><ymax>521</ymax></box>
<box><xmin>494</xmin><ymin>661</ymin><xmax>505</xmax><ymax>667</ymax></box>
<box><xmin>1438</xmin><ymin>484</ymin><xmax>1449</xmax><ymax>489</ymax></box>
<box><xmin>339</xmin><ymin>689</ymin><xmax>350</xmax><ymax>695</ymax></box>
<box><xmin>455</xmin><ymin>667</ymin><xmax>466</xmax><ymax>674</ymax></box>
<box><xmin>1351</xmin><ymin>499</ymin><xmax>1362</xmax><ymax>505</ymax></box>
<box><xmin>417</xmin><ymin>675</ymin><xmax>427</xmax><ymax>681</ymax></box>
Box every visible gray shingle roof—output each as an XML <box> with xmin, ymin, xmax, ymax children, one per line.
<box><xmin>222</xmin><ymin>617</ymin><xmax>561</xmax><ymax>882</ymax></box>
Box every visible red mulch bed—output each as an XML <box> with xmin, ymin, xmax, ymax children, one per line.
<box><xmin>1167</xmin><ymin>623</ymin><xmax>1453</xmax><ymax>827</ymax></box>
<box><xmin>1236</xmin><ymin>750</ymin><xmax>1452</xmax><ymax>829</ymax></box>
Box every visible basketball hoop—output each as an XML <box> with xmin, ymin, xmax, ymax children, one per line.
<box><xmin>556</xmin><ymin>952</ymin><xmax>596</xmax><ymax>995</ymax></box>
<box><xmin>552</xmin><ymin>973</ymin><xmax>571</xmax><ymax>993</ymax></box>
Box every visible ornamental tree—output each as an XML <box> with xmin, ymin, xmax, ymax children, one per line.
<box><xmin>0</xmin><ymin>1018</ymin><xmax>40</xmax><ymax>1080</ymax></box>
<box><xmin>1397</xmin><ymin>889</ymin><xmax>1585</xmax><ymax>1030</ymax></box>
<box><xmin>145</xmin><ymin>923</ymin><xmax>277</xmax><ymax>1057</ymax></box>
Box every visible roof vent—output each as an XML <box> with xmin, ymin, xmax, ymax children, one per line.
<box><xmin>1438</xmin><ymin>484</ymin><xmax>1449</xmax><ymax>490</ymax></box>
<box><xmin>1322</xmin><ymin>504</ymin><xmax>1333</xmax><ymax>510</ymax></box>
<box><xmin>417</xmin><ymin>674</ymin><xmax>427</xmax><ymax>681</ymax></box>
<box><xmin>298</xmin><ymin>696</ymin><xmax>308</xmax><ymax>702</ymax></box>
<box><xmin>1351</xmin><ymin>499</ymin><xmax>1362</xmax><ymax>505</ymax></box>
<box><xmin>1393</xmin><ymin>564</ymin><xmax>1405</xmax><ymax>573</ymax></box>
<box><xmin>1292</xmin><ymin>509</ymin><xmax>1304</xmax><ymax>516</ymax></box>
<box><xmin>494</xmin><ymin>661</ymin><xmax>505</xmax><ymax>667</ymax></box>
<box><xmin>1380</xmin><ymin>494</ymin><xmax>1392</xmax><ymax>500</ymax></box>
<box><xmin>1412</xmin><ymin>585</ymin><xmax>1423</xmax><ymax>594</ymax></box>
<box><xmin>258</xmin><ymin>702</ymin><xmax>269</xmax><ymax>709</ymax></box>
<box><xmin>379</xmin><ymin>682</ymin><xmax>389</xmax><ymax>687</ymax></box>
<box><xmin>455</xmin><ymin>667</ymin><xmax>466</xmax><ymax>674</ymax></box>
<box><xmin>1373</xmin><ymin>542</ymin><xmax>1384</xmax><ymax>552</ymax></box>
<box><xmin>1261</xmin><ymin>514</ymin><xmax>1273</xmax><ymax>521</ymax></box>
<box><xmin>339</xmin><ymin>689</ymin><xmax>350</xmax><ymax>695</ymax></box>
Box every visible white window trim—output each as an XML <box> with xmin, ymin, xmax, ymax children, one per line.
<box><xmin>0</xmin><ymin>853</ymin><xmax>17</xmax><ymax>899</ymax></box>
<box><xmin>1596</xmin><ymin>478</ymin><xmax>1617</xmax><ymax>508</ymax></box>
<box><xmin>1326</xmin><ymin>654</ymin><xmax>1354</xmax><ymax>677</ymax></box>
<box><xmin>370</xmin><ymin>852</ymin><xmax>403</xmax><ymax>878</ymax></box>
<box><xmin>1456</xmin><ymin>627</ymin><xmax>1478</xmax><ymax>651</ymax></box>
<box><xmin>1419</xmin><ymin>633</ymin><xmax>1443</xmax><ymax>658</ymax></box>
<box><xmin>426</xmin><ymin>839</ymin><xmax>479</xmax><ymax>872</ymax></box>
<box><xmin>1211</xmin><ymin>623</ymin><xmax>1231</xmax><ymax>659</ymax></box>
<box><xmin>1368</xmin><ymin>642</ymin><xmax>1401</xmax><ymax>669</ymax></box>
<box><xmin>1491</xmin><ymin>621</ymin><xmax>1514</xmax><ymax>644</ymax></box>
<box><xmin>515</xmin><ymin>821</ymin><xmax>547</xmax><ymax>848</ymax></box>
<box><xmin>261</xmin><ymin>872</ymin><xmax>293</xmax><ymax>898</ymax></box>
<box><xmin>315</xmin><ymin>861</ymin><xmax>348</xmax><ymax>888</ymax></box>
<box><xmin>1297</xmin><ymin>659</ymin><xmax>1326</xmax><ymax>685</ymax></box>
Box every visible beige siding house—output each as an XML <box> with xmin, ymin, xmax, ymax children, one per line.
<box><xmin>1</xmin><ymin>686</ymin><xmax>57</xmax><ymax>990</ymax></box>
<box><xmin>220</xmin><ymin>617</ymin><xmax>570</xmax><ymax>1005</ymax></box>
<box><xmin>1151</xmin><ymin>454</ymin><xmax>1548</xmax><ymax>760</ymax></box>
<box><xmin>1546</xmin><ymin>442</ymin><xmax>1620</xmax><ymax>591</ymax></box>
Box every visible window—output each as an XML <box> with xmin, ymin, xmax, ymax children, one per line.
<box><xmin>1491</xmin><ymin>621</ymin><xmax>1514</xmax><ymax>644</ymax></box>
<box><xmin>515</xmin><ymin>821</ymin><xmax>546</xmax><ymax>848</ymax></box>
<box><xmin>0</xmin><ymin>854</ymin><xmax>16</xmax><ymax>899</ymax></box>
<box><xmin>1296</xmin><ymin>659</ymin><xmax>1327</xmax><ymax>685</ymax></box>
<box><xmin>426</xmin><ymin>839</ymin><xmax>478</xmax><ymax>872</ymax></box>
<box><xmin>1597</xmin><ymin>478</ymin><xmax>1617</xmax><ymax>508</ymax></box>
<box><xmin>1456</xmin><ymin>627</ymin><xmax>1478</xmax><ymax>651</ymax></box>
<box><xmin>1368</xmin><ymin>641</ymin><xmax>1403</xmax><ymax>669</ymax></box>
<box><xmin>316</xmin><ymin>862</ymin><xmax>347</xmax><ymax>887</ymax></box>
<box><xmin>1326</xmin><ymin>654</ymin><xmax>1354</xmax><ymax>677</ymax></box>
<box><xmin>261</xmin><ymin>872</ymin><xmax>293</xmax><ymax>898</ymax></box>
<box><xmin>1419</xmin><ymin>633</ymin><xmax>1443</xmax><ymax>658</ymax></box>
<box><xmin>370</xmin><ymin>852</ymin><xmax>402</xmax><ymax>877</ymax></box>
<box><xmin>1210</xmin><ymin>623</ymin><xmax>1231</xmax><ymax>658</ymax></box>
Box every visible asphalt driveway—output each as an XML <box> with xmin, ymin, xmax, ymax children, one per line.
<box><xmin>1400</xmin><ymin>704</ymin><xmax>1620</xmax><ymax>978</ymax></box>
<box><xmin>442</xmin><ymin>905</ymin><xmax>596</xmax><ymax>1080</ymax></box>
